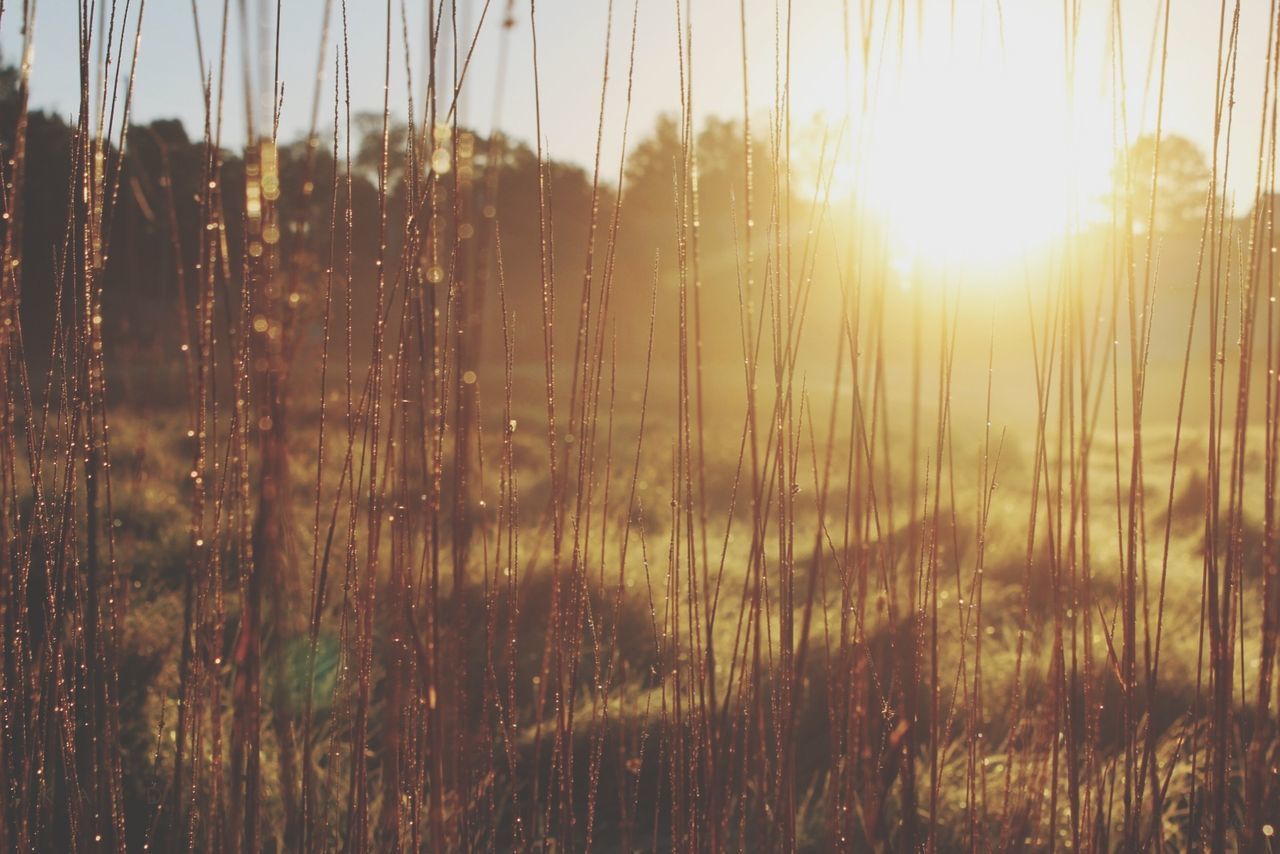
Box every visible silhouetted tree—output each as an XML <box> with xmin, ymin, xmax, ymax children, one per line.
<box><xmin>1115</xmin><ymin>133</ymin><xmax>1209</xmax><ymax>234</ymax></box>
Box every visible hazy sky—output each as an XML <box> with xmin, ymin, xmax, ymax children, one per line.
<box><xmin>2</xmin><ymin>1</ymin><xmax>1275</xmax><ymax>205</ymax></box>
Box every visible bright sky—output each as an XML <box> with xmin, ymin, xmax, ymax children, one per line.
<box><xmin>2</xmin><ymin>0</ymin><xmax>1274</xmax><ymax>213</ymax></box>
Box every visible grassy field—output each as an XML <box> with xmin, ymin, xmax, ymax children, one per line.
<box><xmin>4</xmin><ymin>0</ymin><xmax>1280</xmax><ymax>851</ymax></box>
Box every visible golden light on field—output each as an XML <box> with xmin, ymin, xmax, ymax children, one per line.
<box><xmin>10</xmin><ymin>0</ymin><xmax>1280</xmax><ymax>848</ymax></box>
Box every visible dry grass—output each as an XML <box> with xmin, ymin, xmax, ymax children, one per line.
<box><xmin>1</xmin><ymin>0</ymin><xmax>1279</xmax><ymax>851</ymax></box>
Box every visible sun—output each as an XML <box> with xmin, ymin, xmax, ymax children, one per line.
<box><xmin>801</xmin><ymin>7</ymin><xmax>1117</xmax><ymax>274</ymax></box>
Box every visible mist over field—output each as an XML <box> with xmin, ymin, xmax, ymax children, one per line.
<box><xmin>2</xmin><ymin>1</ymin><xmax>1280</xmax><ymax>851</ymax></box>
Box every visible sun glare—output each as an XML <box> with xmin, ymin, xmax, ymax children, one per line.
<box><xmin>805</xmin><ymin>9</ymin><xmax>1117</xmax><ymax>273</ymax></box>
